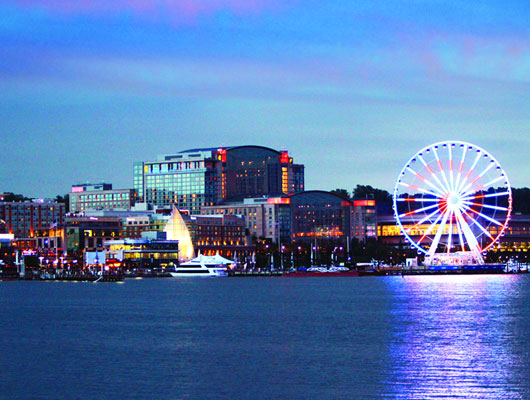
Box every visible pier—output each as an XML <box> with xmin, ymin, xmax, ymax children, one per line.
<box><xmin>227</xmin><ymin>269</ymin><xmax>284</xmax><ymax>277</ymax></box>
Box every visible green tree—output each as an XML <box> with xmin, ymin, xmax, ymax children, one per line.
<box><xmin>512</xmin><ymin>187</ymin><xmax>530</xmax><ymax>214</ymax></box>
<box><xmin>2</xmin><ymin>192</ymin><xmax>30</xmax><ymax>202</ymax></box>
<box><xmin>330</xmin><ymin>188</ymin><xmax>351</xmax><ymax>200</ymax></box>
<box><xmin>55</xmin><ymin>194</ymin><xmax>70</xmax><ymax>210</ymax></box>
<box><xmin>352</xmin><ymin>184</ymin><xmax>393</xmax><ymax>214</ymax></box>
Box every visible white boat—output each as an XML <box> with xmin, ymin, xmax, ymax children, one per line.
<box><xmin>169</xmin><ymin>254</ymin><xmax>233</xmax><ymax>277</ymax></box>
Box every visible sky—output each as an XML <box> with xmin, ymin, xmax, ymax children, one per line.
<box><xmin>1</xmin><ymin>0</ymin><xmax>529</xmax><ymax>198</ymax></box>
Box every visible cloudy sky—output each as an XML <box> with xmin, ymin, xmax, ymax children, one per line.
<box><xmin>1</xmin><ymin>0</ymin><xmax>529</xmax><ymax>198</ymax></box>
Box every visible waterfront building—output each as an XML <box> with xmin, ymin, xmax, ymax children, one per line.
<box><xmin>105</xmin><ymin>237</ymin><xmax>180</xmax><ymax>269</ymax></box>
<box><xmin>202</xmin><ymin>192</ymin><xmax>376</xmax><ymax>246</ymax></box>
<box><xmin>67</xmin><ymin>206</ymin><xmax>171</xmax><ymax>239</ymax></box>
<box><xmin>35</xmin><ymin>224</ymin><xmax>65</xmax><ymax>254</ymax></box>
<box><xmin>193</xmin><ymin>214</ymin><xmax>254</xmax><ymax>258</ymax></box>
<box><xmin>290</xmin><ymin>191</ymin><xmax>352</xmax><ymax>244</ymax></box>
<box><xmin>201</xmin><ymin>196</ymin><xmax>291</xmax><ymax>242</ymax></box>
<box><xmin>64</xmin><ymin>216</ymin><xmax>122</xmax><ymax>253</ymax></box>
<box><xmin>0</xmin><ymin>233</ymin><xmax>14</xmax><ymax>248</ymax></box>
<box><xmin>0</xmin><ymin>199</ymin><xmax>65</xmax><ymax>239</ymax></box>
<box><xmin>122</xmin><ymin>215</ymin><xmax>152</xmax><ymax>238</ymax></box>
<box><xmin>134</xmin><ymin>145</ymin><xmax>304</xmax><ymax>214</ymax></box>
<box><xmin>496</xmin><ymin>214</ymin><xmax>530</xmax><ymax>254</ymax></box>
<box><xmin>69</xmin><ymin>183</ymin><xmax>136</xmax><ymax>212</ymax></box>
<box><xmin>71</xmin><ymin>183</ymin><xmax>112</xmax><ymax>192</ymax></box>
<box><xmin>352</xmin><ymin>199</ymin><xmax>377</xmax><ymax>240</ymax></box>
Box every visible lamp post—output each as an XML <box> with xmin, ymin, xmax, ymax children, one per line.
<box><xmin>280</xmin><ymin>245</ymin><xmax>285</xmax><ymax>271</ymax></box>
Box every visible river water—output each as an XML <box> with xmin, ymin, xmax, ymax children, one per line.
<box><xmin>1</xmin><ymin>275</ymin><xmax>529</xmax><ymax>399</ymax></box>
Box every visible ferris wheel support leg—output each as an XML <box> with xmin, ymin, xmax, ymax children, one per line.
<box><xmin>454</xmin><ymin>209</ymin><xmax>485</xmax><ymax>265</ymax></box>
<box><xmin>426</xmin><ymin>209</ymin><xmax>450</xmax><ymax>262</ymax></box>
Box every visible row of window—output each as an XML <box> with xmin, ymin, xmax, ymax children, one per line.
<box><xmin>77</xmin><ymin>193</ymin><xmax>130</xmax><ymax>201</ymax></box>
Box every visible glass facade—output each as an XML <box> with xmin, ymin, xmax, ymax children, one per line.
<box><xmin>290</xmin><ymin>191</ymin><xmax>352</xmax><ymax>242</ymax></box>
<box><xmin>69</xmin><ymin>189</ymin><xmax>135</xmax><ymax>212</ymax></box>
<box><xmin>134</xmin><ymin>146</ymin><xmax>305</xmax><ymax>214</ymax></box>
<box><xmin>134</xmin><ymin>150</ymin><xmax>218</xmax><ymax>214</ymax></box>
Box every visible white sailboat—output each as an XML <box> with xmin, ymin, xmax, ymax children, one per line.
<box><xmin>163</xmin><ymin>206</ymin><xmax>195</xmax><ymax>263</ymax></box>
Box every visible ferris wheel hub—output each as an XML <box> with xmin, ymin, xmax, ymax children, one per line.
<box><xmin>446</xmin><ymin>193</ymin><xmax>462</xmax><ymax>210</ymax></box>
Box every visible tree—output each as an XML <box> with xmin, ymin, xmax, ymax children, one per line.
<box><xmin>2</xmin><ymin>192</ymin><xmax>31</xmax><ymax>202</ymax></box>
<box><xmin>512</xmin><ymin>187</ymin><xmax>530</xmax><ymax>214</ymax></box>
<box><xmin>352</xmin><ymin>185</ymin><xmax>393</xmax><ymax>214</ymax></box>
<box><xmin>55</xmin><ymin>194</ymin><xmax>70</xmax><ymax>210</ymax></box>
<box><xmin>330</xmin><ymin>188</ymin><xmax>351</xmax><ymax>200</ymax></box>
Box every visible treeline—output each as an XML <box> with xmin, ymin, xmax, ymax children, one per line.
<box><xmin>1</xmin><ymin>192</ymin><xmax>69</xmax><ymax>205</ymax></box>
<box><xmin>331</xmin><ymin>185</ymin><xmax>530</xmax><ymax>215</ymax></box>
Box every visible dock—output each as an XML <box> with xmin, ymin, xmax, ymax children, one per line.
<box><xmin>227</xmin><ymin>269</ymin><xmax>284</xmax><ymax>277</ymax></box>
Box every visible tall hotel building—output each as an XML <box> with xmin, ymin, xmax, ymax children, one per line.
<box><xmin>134</xmin><ymin>146</ymin><xmax>304</xmax><ymax>214</ymax></box>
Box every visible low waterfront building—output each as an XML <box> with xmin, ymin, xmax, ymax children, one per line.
<box><xmin>193</xmin><ymin>214</ymin><xmax>254</xmax><ymax>259</ymax></box>
<box><xmin>0</xmin><ymin>199</ymin><xmax>65</xmax><ymax>239</ymax></box>
<box><xmin>202</xmin><ymin>192</ymin><xmax>377</xmax><ymax>247</ymax></box>
<box><xmin>290</xmin><ymin>191</ymin><xmax>352</xmax><ymax>244</ymax></box>
<box><xmin>0</xmin><ymin>233</ymin><xmax>14</xmax><ymax>248</ymax></box>
<box><xmin>352</xmin><ymin>199</ymin><xmax>377</xmax><ymax>240</ymax></box>
<box><xmin>105</xmin><ymin>236</ymin><xmax>180</xmax><ymax>269</ymax></box>
<box><xmin>201</xmin><ymin>196</ymin><xmax>291</xmax><ymax>242</ymax></box>
<box><xmin>69</xmin><ymin>183</ymin><xmax>136</xmax><ymax>212</ymax></box>
<box><xmin>64</xmin><ymin>215</ymin><xmax>122</xmax><ymax>254</ymax></box>
<box><xmin>71</xmin><ymin>206</ymin><xmax>172</xmax><ymax>239</ymax></box>
<box><xmin>71</xmin><ymin>183</ymin><xmax>113</xmax><ymax>192</ymax></box>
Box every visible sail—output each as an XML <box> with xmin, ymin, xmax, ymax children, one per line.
<box><xmin>163</xmin><ymin>206</ymin><xmax>195</xmax><ymax>262</ymax></box>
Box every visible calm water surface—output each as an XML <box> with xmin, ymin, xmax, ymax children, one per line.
<box><xmin>1</xmin><ymin>275</ymin><xmax>529</xmax><ymax>399</ymax></box>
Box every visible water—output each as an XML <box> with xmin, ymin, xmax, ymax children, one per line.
<box><xmin>1</xmin><ymin>275</ymin><xmax>529</xmax><ymax>399</ymax></box>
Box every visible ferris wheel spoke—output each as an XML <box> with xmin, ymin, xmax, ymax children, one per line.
<box><xmin>398</xmin><ymin>182</ymin><xmax>443</xmax><ymax>198</ymax></box>
<box><xmin>459</xmin><ymin>161</ymin><xmax>496</xmax><ymax>196</ymax></box>
<box><xmin>454</xmin><ymin>208</ymin><xmax>483</xmax><ymax>256</ymax></box>
<box><xmin>455</xmin><ymin>217</ymin><xmax>467</xmax><ymax>252</ymax></box>
<box><xmin>433</xmin><ymin>147</ymin><xmax>451</xmax><ymax>193</ymax></box>
<box><xmin>448</xmin><ymin>145</ymin><xmax>455</xmax><ymax>192</ymax></box>
<box><xmin>457</xmin><ymin>151</ymin><xmax>482</xmax><ymax>193</ymax></box>
<box><xmin>398</xmin><ymin>203</ymin><xmax>440</xmax><ymax>218</ymax></box>
<box><xmin>397</xmin><ymin>197</ymin><xmax>439</xmax><ymax>202</ymax></box>
<box><xmin>446</xmin><ymin>210</ymin><xmax>454</xmax><ymax>254</ymax></box>
<box><xmin>462</xmin><ymin>201</ymin><xmax>509</xmax><ymax>212</ymax></box>
<box><xmin>426</xmin><ymin>208</ymin><xmax>450</xmax><ymax>258</ymax></box>
<box><xmin>461</xmin><ymin>175</ymin><xmax>505</xmax><ymax>198</ymax></box>
<box><xmin>454</xmin><ymin>145</ymin><xmax>468</xmax><ymax>194</ymax></box>
<box><xmin>467</xmin><ymin>215</ymin><xmax>495</xmax><ymax>240</ymax></box>
<box><xmin>418</xmin><ymin>155</ymin><xmax>448</xmax><ymax>194</ymax></box>
<box><xmin>467</xmin><ymin>208</ymin><xmax>502</xmax><ymax>226</ymax></box>
<box><xmin>405</xmin><ymin>166</ymin><xmax>447</xmax><ymax>197</ymax></box>
<box><xmin>461</xmin><ymin>191</ymin><xmax>511</xmax><ymax>202</ymax></box>
<box><xmin>405</xmin><ymin>208</ymin><xmax>443</xmax><ymax>234</ymax></box>
<box><xmin>463</xmin><ymin>191</ymin><xmax>510</xmax><ymax>200</ymax></box>
<box><xmin>418</xmin><ymin>211</ymin><xmax>443</xmax><ymax>244</ymax></box>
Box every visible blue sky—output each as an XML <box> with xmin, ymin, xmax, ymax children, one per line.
<box><xmin>1</xmin><ymin>0</ymin><xmax>529</xmax><ymax>197</ymax></box>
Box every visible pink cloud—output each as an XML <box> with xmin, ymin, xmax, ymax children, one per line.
<box><xmin>11</xmin><ymin>0</ymin><xmax>283</xmax><ymax>19</ymax></box>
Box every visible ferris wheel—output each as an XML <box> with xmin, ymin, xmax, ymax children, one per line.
<box><xmin>393</xmin><ymin>141</ymin><xmax>512</xmax><ymax>265</ymax></box>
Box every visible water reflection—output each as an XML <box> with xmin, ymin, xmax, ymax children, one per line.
<box><xmin>384</xmin><ymin>275</ymin><xmax>529</xmax><ymax>399</ymax></box>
